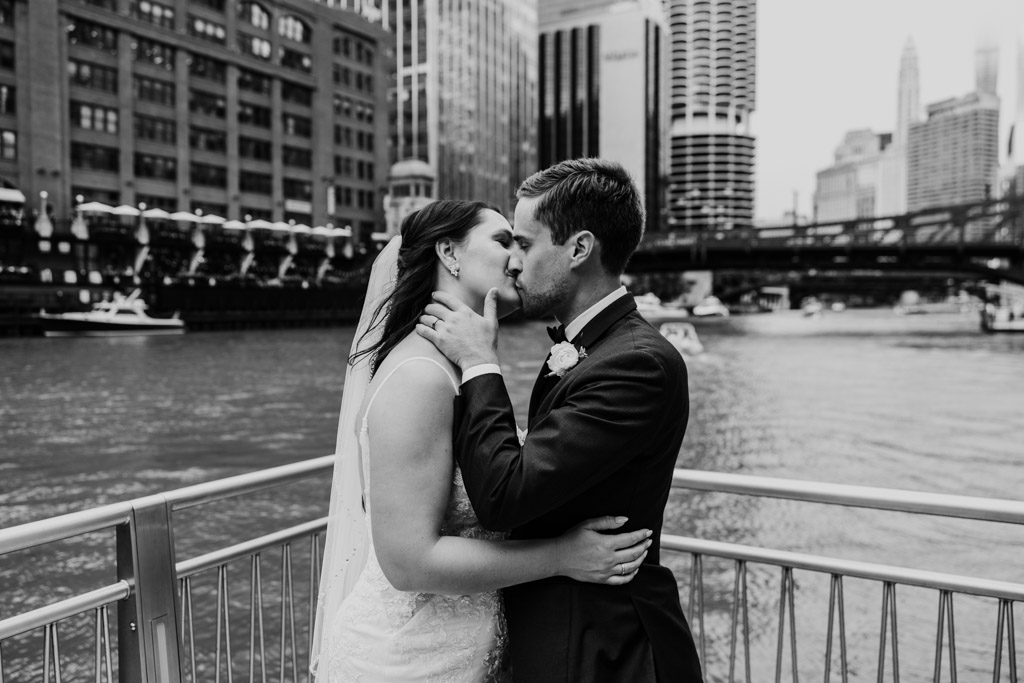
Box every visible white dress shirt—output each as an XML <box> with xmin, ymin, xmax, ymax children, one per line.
<box><xmin>462</xmin><ymin>285</ymin><xmax>628</xmax><ymax>384</ymax></box>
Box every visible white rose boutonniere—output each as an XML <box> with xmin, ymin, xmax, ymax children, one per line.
<box><xmin>546</xmin><ymin>341</ymin><xmax>588</xmax><ymax>378</ymax></box>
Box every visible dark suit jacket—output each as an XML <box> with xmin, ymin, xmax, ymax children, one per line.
<box><xmin>453</xmin><ymin>293</ymin><xmax>703</xmax><ymax>682</ymax></box>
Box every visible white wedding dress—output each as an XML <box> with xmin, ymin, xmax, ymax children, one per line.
<box><xmin>318</xmin><ymin>356</ymin><xmax>510</xmax><ymax>683</ymax></box>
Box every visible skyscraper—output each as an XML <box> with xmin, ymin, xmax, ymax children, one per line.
<box><xmin>665</xmin><ymin>0</ymin><xmax>756</xmax><ymax>232</ymax></box>
<box><xmin>537</xmin><ymin>0</ymin><xmax>669</xmax><ymax>228</ymax></box>
<box><xmin>389</xmin><ymin>0</ymin><xmax>538</xmax><ymax>215</ymax></box>
<box><xmin>975</xmin><ymin>42</ymin><xmax>1000</xmax><ymax>96</ymax></box>
<box><xmin>895</xmin><ymin>39</ymin><xmax>921</xmax><ymax>149</ymax></box>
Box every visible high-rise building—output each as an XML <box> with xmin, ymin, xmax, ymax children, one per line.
<box><xmin>895</xmin><ymin>38</ymin><xmax>921</xmax><ymax>149</ymax></box>
<box><xmin>907</xmin><ymin>92</ymin><xmax>1000</xmax><ymax>211</ymax></box>
<box><xmin>813</xmin><ymin>130</ymin><xmax>901</xmax><ymax>222</ymax></box>
<box><xmin>975</xmin><ymin>41</ymin><xmax>1000</xmax><ymax>96</ymax></box>
<box><xmin>388</xmin><ymin>0</ymin><xmax>538</xmax><ymax>215</ymax></box>
<box><xmin>537</xmin><ymin>0</ymin><xmax>668</xmax><ymax>229</ymax></box>
<box><xmin>0</xmin><ymin>0</ymin><xmax>393</xmax><ymax>236</ymax></box>
<box><xmin>1000</xmin><ymin>36</ymin><xmax>1024</xmax><ymax>197</ymax></box>
<box><xmin>665</xmin><ymin>0</ymin><xmax>756</xmax><ymax>232</ymax></box>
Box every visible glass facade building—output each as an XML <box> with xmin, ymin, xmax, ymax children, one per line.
<box><xmin>666</xmin><ymin>0</ymin><xmax>756</xmax><ymax>232</ymax></box>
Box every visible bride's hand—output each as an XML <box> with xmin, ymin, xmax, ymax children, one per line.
<box><xmin>554</xmin><ymin>516</ymin><xmax>652</xmax><ymax>585</ymax></box>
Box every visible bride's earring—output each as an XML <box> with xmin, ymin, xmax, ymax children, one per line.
<box><xmin>449</xmin><ymin>262</ymin><xmax>460</xmax><ymax>278</ymax></box>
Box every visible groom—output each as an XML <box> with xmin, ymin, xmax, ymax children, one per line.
<box><xmin>418</xmin><ymin>158</ymin><xmax>703</xmax><ymax>681</ymax></box>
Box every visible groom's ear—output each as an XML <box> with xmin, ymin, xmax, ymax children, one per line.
<box><xmin>568</xmin><ymin>231</ymin><xmax>596</xmax><ymax>270</ymax></box>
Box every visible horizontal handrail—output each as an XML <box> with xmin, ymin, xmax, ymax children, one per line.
<box><xmin>0</xmin><ymin>503</ymin><xmax>133</xmax><ymax>557</ymax></box>
<box><xmin>662</xmin><ymin>535</ymin><xmax>1024</xmax><ymax>601</ymax></box>
<box><xmin>0</xmin><ymin>581</ymin><xmax>130</xmax><ymax>640</ymax></box>
<box><xmin>672</xmin><ymin>469</ymin><xmax>1024</xmax><ymax>525</ymax></box>
<box><xmin>165</xmin><ymin>455</ymin><xmax>335</xmax><ymax>511</ymax></box>
<box><xmin>176</xmin><ymin>518</ymin><xmax>327</xmax><ymax>577</ymax></box>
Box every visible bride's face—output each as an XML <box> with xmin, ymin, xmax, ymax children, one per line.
<box><xmin>453</xmin><ymin>210</ymin><xmax>521</xmax><ymax>316</ymax></box>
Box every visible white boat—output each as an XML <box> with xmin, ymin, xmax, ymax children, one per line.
<box><xmin>691</xmin><ymin>296</ymin><xmax>730</xmax><ymax>317</ymax></box>
<box><xmin>635</xmin><ymin>293</ymin><xmax>691</xmax><ymax>325</ymax></box>
<box><xmin>38</xmin><ymin>290</ymin><xmax>185</xmax><ymax>337</ymax></box>
<box><xmin>659</xmin><ymin>322</ymin><xmax>704</xmax><ymax>356</ymax></box>
<box><xmin>800</xmin><ymin>297</ymin><xmax>824</xmax><ymax>317</ymax></box>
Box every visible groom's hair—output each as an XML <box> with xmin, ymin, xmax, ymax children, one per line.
<box><xmin>516</xmin><ymin>158</ymin><xmax>644</xmax><ymax>275</ymax></box>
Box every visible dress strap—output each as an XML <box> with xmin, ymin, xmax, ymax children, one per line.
<box><xmin>363</xmin><ymin>356</ymin><xmax>459</xmax><ymax>420</ymax></box>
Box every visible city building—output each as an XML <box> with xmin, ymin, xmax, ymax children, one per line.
<box><xmin>891</xmin><ymin>37</ymin><xmax>921</xmax><ymax>214</ymax></box>
<box><xmin>665</xmin><ymin>0</ymin><xmax>756</xmax><ymax>232</ymax></box>
<box><xmin>907</xmin><ymin>93</ymin><xmax>1000</xmax><ymax>211</ymax></box>
<box><xmin>388</xmin><ymin>0</ymin><xmax>538</xmax><ymax>215</ymax></box>
<box><xmin>813</xmin><ymin>129</ymin><xmax>901</xmax><ymax>222</ymax></box>
<box><xmin>536</xmin><ymin>0</ymin><xmax>669</xmax><ymax>231</ymax></box>
<box><xmin>999</xmin><ymin>37</ymin><xmax>1024</xmax><ymax>197</ymax></box>
<box><xmin>0</xmin><ymin>0</ymin><xmax>392</xmax><ymax>237</ymax></box>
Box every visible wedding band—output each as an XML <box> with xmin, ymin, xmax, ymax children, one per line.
<box><xmin>618</xmin><ymin>563</ymin><xmax>625</xmax><ymax>576</ymax></box>
<box><xmin>431</xmin><ymin>318</ymin><xmax>438</xmax><ymax>330</ymax></box>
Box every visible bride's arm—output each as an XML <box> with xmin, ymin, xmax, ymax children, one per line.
<box><xmin>368</xmin><ymin>362</ymin><xmax>650</xmax><ymax>596</ymax></box>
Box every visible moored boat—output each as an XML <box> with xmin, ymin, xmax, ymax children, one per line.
<box><xmin>635</xmin><ymin>293</ymin><xmax>691</xmax><ymax>325</ymax></box>
<box><xmin>38</xmin><ymin>290</ymin><xmax>185</xmax><ymax>337</ymax></box>
<box><xmin>659</xmin><ymin>322</ymin><xmax>704</xmax><ymax>356</ymax></box>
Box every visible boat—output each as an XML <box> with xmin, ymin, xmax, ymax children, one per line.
<box><xmin>981</xmin><ymin>283</ymin><xmax>1024</xmax><ymax>332</ymax></box>
<box><xmin>635</xmin><ymin>293</ymin><xmax>691</xmax><ymax>325</ymax></box>
<box><xmin>691</xmin><ymin>296</ymin><xmax>730</xmax><ymax>317</ymax></box>
<box><xmin>659</xmin><ymin>322</ymin><xmax>704</xmax><ymax>356</ymax></box>
<box><xmin>38</xmin><ymin>290</ymin><xmax>185</xmax><ymax>337</ymax></box>
<box><xmin>800</xmin><ymin>297</ymin><xmax>824</xmax><ymax>317</ymax></box>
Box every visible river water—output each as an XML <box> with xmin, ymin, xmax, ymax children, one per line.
<box><xmin>1</xmin><ymin>309</ymin><xmax>1022</xmax><ymax>680</ymax></box>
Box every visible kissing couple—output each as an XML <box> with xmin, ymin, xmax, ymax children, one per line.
<box><xmin>310</xmin><ymin>158</ymin><xmax>703</xmax><ymax>682</ymax></box>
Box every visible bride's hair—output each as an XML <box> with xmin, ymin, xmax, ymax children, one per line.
<box><xmin>351</xmin><ymin>199</ymin><xmax>499</xmax><ymax>373</ymax></box>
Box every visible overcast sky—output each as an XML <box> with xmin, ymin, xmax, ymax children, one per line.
<box><xmin>754</xmin><ymin>0</ymin><xmax>1023</xmax><ymax>223</ymax></box>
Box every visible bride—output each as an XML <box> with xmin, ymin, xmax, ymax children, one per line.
<box><xmin>310</xmin><ymin>200</ymin><xmax>653</xmax><ymax>682</ymax></box>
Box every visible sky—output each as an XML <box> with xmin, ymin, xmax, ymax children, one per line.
<box><xmin>754</xmin><ymin>0</ymin><xmax>1023</xmax><ymax>223</ymax></box>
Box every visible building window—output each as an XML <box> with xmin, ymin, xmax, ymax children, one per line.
<box><xmin>238</xmin><ymin>1</ymin><xmax>270</xmax><ymax>30</ymax></box>
<box><xmin>333</xmin><ymin>65</ymin><xmax>350</xmax><ymax>86</ymax></box>
<box><xmin>134</xmin><ymin>76</ymin><xmax>175</xmax><ymax>105</ymax></box>
<box><xmin>283</xmin><ymin>146</ymin><xmax>312</xmax><ymax>169</ymax></box>
<box><xmin>134</xmin><ymin>114</ymin><xmax>176</xmax><ymax>144</ymax></box>
<box><xmin>0</xmin><ymin>129</ymin><xmax>14</xmax><ymax>159</ymax></box>
<box><xmin>190</xmin><ymin>126</ymin><xmax>227</xmax><ymax>153</ymax></box>
<box><xmin>0</xmin><ymin>85</ymin><xmax>13</xmax><ymax>115</ymax></box>
<box><xmin>190</xmin><ymin>0</ymin><xmax>225</xmax><ymax>11</ymax></box>
<box><xmin>67</xmin><ymin>20</ymin><xmax>118</xmax><ymax>55</ymax></box>
<box><xmin>72</xmin><ymin>143</ymin><xmax>120</xmax><ymax>172</ymax></box>
<box><xmin>81</xmin><ymin>0</ymin><xmax>118</xmax><ymax>8</ymax></box>
<box><xmin>190</xmin><ymin>90</ymin><xmax>226</xmax><ymax>118</ymax></box>
<box><xmin>0</xmin><ymin>0</ymin><xmax>11</xmax><ymax>26</ymax></box>
<box><xmin>283</xmin><ymin>178</ymin><xmax>312</xmax><ymax>201</ymax></box>
<box><xmin>282</xmin><ymin>83</ymin><xmax>313</xmax><ymax>107</ymax></box>
<box><xmin>188</xmin><ymin>16</ymin><xmax>226</xmax><ymax>44</ymax></box>
<box><xmin>71</xmin><ymin>102</ymin><xmax>119</xmax><ymax>134</ymax></box>
<box><xmin>334</xmin><ymin>125</ymin><xmax>352</xmax><ymax>147</ymax></box>
<box><xmin>278</xmin><ymin>15</ymin><xmax>310</xmax><ymax>43</ymax></box>
<box><xmin>280</xmin><ymin>47</ymin><xmax>312</xmax><ymax>73</ymax></box>
<box><xmin>334</xmin><ymin>155</ymin><xmax>352</xmax><ymax>176</ymax></box>
<box><xmin>240</xmin><ymin>170</ymin><xmax>272</xmax><ymax>194</ymax></box>
<box><xmin>240</xmin><ymin>34</ymin><xmax>271</xmax><ymax>60</ymax></box>
<box><xmin>131</xmin><ymin>0</ymin><xmax>175</xmax><ymax>28</ymax></box>
<box><xmin>190</xmin><ymin>162</ymin><xmax>227</xmax><ymax>188</ymax></box>
<box><xmin>238</xmin><ymin>69</ymin><xmax>271</xmax><ymax>95</ymax></box>
<box><xmin>239</xmin><ymin>136</ymin><xmax>272</xmax><ymax>160</ymax></box>
<box><xmin>238</xmin><ymin>103</ymin><xmax>271</xmax><ymax>128</ymax></box>
<box><xmin>135</xmin><ymin>153</ymin><xmax>177</xmax><ymax>180</ymax></box>
<box><xmin>68</xmin><ymin>60</ymin><xmax>118</xmax><ymax>93</ymax></box>
<box><xmin>333</xmin><ymin>95</ymin><xmax>352</xmax><ymax>117</ymax></box>
<box><xmin>133</xmin><ymin>38</ymin><xmax>176</xmax><ymax>70</ymax></box>
<box><xmin>283</xmin><ymin>114</ymin><xmax>311</xmax><ymax>137</ymax></box>
<box><xmin>189</xmin><ymin>54</ymin><xmax>227</xmax><ymax>82</ymax></box>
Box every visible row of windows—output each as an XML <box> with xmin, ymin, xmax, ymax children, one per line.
<box><xmin>0</xmin><ymin>40</ymin><xmax>12</xmax><ymax>70</ymax></box>
<box><xmin>0</xmin><ymin>128</ymin><xmax>13</xmax><ymax>159</ymax></box>
<box><xmin>189</xmin><ymin>16</ymin><xmax>226</xmax><ymax>44</ymax></box>
<box><xmin>71</xmin><ymin>102</ymin><xmax>119</xmax><ymax>134</ymax></box>
<box><xmin>333</xmin><ymin>33</ymin><xmax>375</xmax><ymax>66</ymax></box>
<box><xmin>69</xmin><ymin>59</ymin><xmax>118</xmax><ymax>93</ymax></box>
<box><xmin>334</xmin><ymin>126</ymin><xmax>375</xmax><ymax>151</ymax></box>
<box><xmin>135</xmin><ymin>114</ymin><xmax>176</xmax><ymax>144</ymax></box>
<box><xmin>334</xmin><ymin>186</ymin><xmax>376</xmax><ymax>210</ymax></box>
<box><xmin>132</xmin><ymin>0</ymin><xmax>175</xmax><ymax>29</ymax></box>
<box><xmin>333</xmin><ymin>156</ymin><xmax>375</xmax><ymax>180</ymax></box>
<box><xmin>0</xmin><ymin>85</ymin><xmax>13</xmax><ymax>115</ymax></box>
<box><xmin>334</xmin><ymin>95</ymin><xmax>375</xmax><ymax>123</ymax></box>
<box><xmin>0</xmin><ymin>1</ymin><xmax>12</xmax><ymax>27</ymax></box>
<box><xmin>332</xmin><ymin>65</ymin><xmax>374</xmax><ymax>93</ymax></box>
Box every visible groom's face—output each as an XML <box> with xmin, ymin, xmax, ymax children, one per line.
<box><xmin>511</xmin><ymin>196</ymin><xmax>572</xmax><ymax>320</ymax></box>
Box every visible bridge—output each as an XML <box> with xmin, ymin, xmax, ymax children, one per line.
<box><xmin>631</xmin><ymin>198</ymin><xmax>1024</xmax><ymax>285</ymax></box>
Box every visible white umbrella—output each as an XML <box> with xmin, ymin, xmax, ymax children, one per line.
<box><xmin>200</xmin><ymin>213</ymin><xmax>226</xmax><ymax>225</ymax></box>
<box><xmin>247</xmin><ymin>218</ymin><xmax>273</xmax><ymax>230</ymax></box>
<box><xmin>312</xmin><ymin>226</ymin><xmax>332</xmax><ymax>237</ymax></box>
<box><xmin>271</xmin><ymin>221</ymin><xmax>292</xmax><ymax>233</ymax></box>
<box><xmin>77</xmin><ymin>201</ymin><xmax>114</xmax><ymax>213</ymax></box>
<box><xmin>291</xmin><ymin>223</ymin><xmax>312</xmax><ymax>234</ymax></box>
<box><xmin>111</xmin><ymin>205</ymin><xmax>142</xmax><ymax>216</ymax></box>
<box><xmin>370</xmin><ymin>232</ymin><xmax>391</xmax><ymax>241</ymax></box>
<box><xmin>142</xmin><ymin>207</ymin><xmax>172</xmax><ymax>219</ymax></box>
<box><xmin>169</xmin><ymin>211</ymin><xmax>202</xmax><ymax>223</ymax></box>
<box><xmin>222</xmin><ymin>219</ymin><xmax>247</xmax><ymax>230</ymax></box>
<box><xmin>330</xmin><ymin>227</ymin><xmax>353</xmax><ymax>238</ymax></box>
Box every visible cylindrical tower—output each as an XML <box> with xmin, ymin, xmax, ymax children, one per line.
<box><xmin>666</xmin><ymin>0</ymin><xmax>756</xmax><ymax>232</ymax></box>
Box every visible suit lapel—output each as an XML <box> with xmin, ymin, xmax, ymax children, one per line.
<box><xmin>528</xmin><ymin>293</ymin><xmax>638</xmax><ymax>420</ymax></box>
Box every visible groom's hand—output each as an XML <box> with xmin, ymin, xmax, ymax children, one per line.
<box><xmin>417</xmin><ymin>288</ymin><xmax>500</xmax><ymax>371</ymax></box>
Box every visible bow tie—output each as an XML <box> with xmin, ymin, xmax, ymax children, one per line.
<box><xmin>546</xmin><ymin>325</ymin><xmax>567</xmax><ymax>343</ymax></box>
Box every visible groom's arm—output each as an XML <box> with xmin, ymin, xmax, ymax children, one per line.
<box><xmin>453</xmin><ymin>349</ymin><xmax>677</xmax><ymax>531</ymax></box>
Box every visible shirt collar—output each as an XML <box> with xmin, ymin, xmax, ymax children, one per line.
<box><xmin>564</xmin><ymin>286</ymin><xmax>628</xmax><ymax>342</ymax></box>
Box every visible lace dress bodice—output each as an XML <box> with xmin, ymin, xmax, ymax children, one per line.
<box><xmin>320</xmin><ymin>357</ymin><xmax>509</xmax><ymax>683</ymax></box>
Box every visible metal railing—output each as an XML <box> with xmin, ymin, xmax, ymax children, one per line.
<box><xmin>1</xmin><ymin>460</ymin><xmax>1021</xmax><ymax>682</ymax></box>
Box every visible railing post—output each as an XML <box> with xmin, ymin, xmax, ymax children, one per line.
<box><xmin>116</xmin><ymin>495</ymin><xmax>184</xmax><ymax>683</ymax></box>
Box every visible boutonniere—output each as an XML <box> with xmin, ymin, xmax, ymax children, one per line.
<box><xmin>546</xmin><ymin>341</ymin><xmax>587</xmax><ymax>378</ymax></box>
